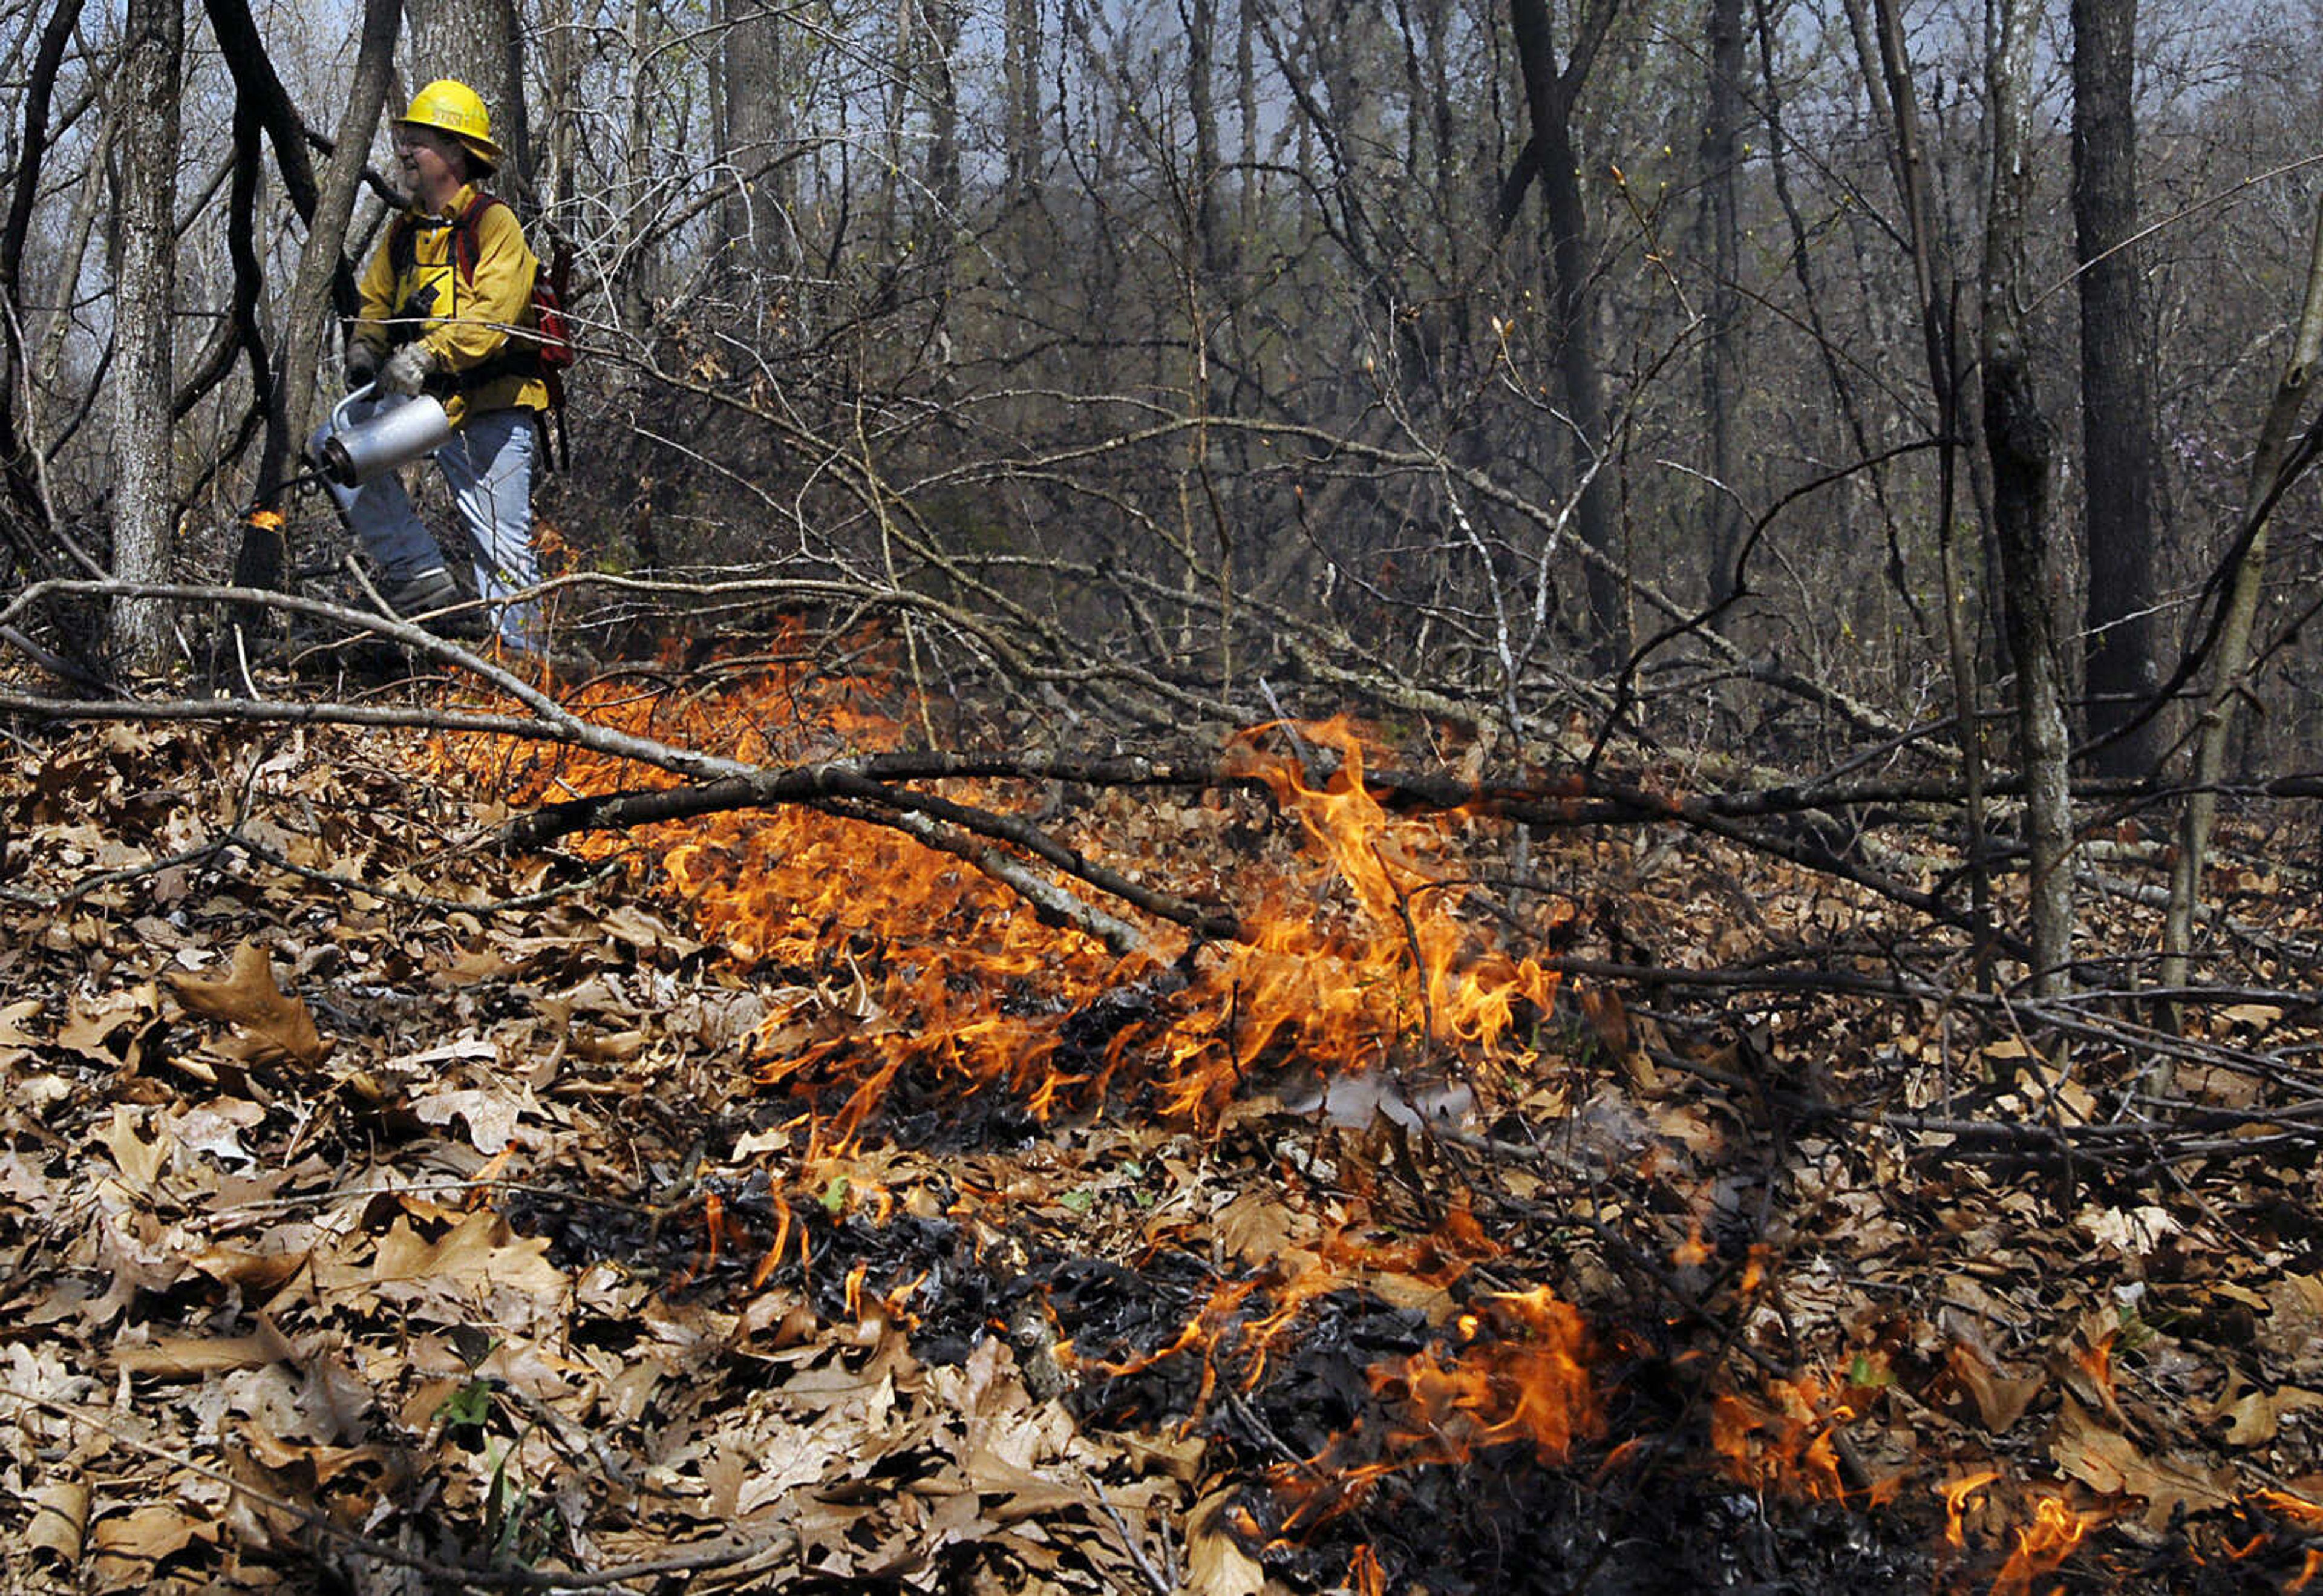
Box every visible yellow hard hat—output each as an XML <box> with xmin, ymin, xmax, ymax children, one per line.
<box><xmin>398</xmin><ymin>79</ymin><xmax>503</xmax><ymax>172</ymax></box>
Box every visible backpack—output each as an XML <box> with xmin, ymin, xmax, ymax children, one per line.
<box><xmin>388</xmin><ymin>193</ymin><xmax>577</xmax><ymax>465</ymax></box>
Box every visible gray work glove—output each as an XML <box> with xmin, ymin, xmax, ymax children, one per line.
<box><xmin>345</xmin><ymin>342</ymin><xmax>382</xmax><ymax>393</ymax></box>
<box><xmin>379</xmin><ymin>343</ymin><xmax>438</xmax><ymax>398</ymax></box>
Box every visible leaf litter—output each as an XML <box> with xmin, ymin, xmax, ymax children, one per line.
<box><xmin>1</xmin><ymin>647</ymin><xmax>2321</xmax><ymax>1592</ymax></box>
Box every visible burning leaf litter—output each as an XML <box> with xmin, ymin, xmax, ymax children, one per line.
<box><xmin>0</xmin><ymin>643</ymin><xmax>2321</xmax><ymax>1590</ymax></box>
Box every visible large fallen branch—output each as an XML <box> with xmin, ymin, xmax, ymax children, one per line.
<box><xmin>493</xmin><ymin>745</ymin><xmax>2027</xmax><ymax>958</ymax></box>
<box><xmin>11</xmin><ymin>587</ymin><xmax>2312</xmax><ymax>986</ymax></box>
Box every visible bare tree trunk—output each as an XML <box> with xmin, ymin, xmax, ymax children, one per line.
<box><xmin>2073</xmin><ymin>0</ymin><xmax>2160</xmax><ymax>777</ymax></box>
<box><xmin>406</xmin><ymin>0</ymin><xmax>530</xmax><ymax>197</ymax></box>
<box><xmin>0</xmin><ymin>0</ymin><xmax>90</xmax><ymax>548</ymax></box>
<box><xmin>1508</xmin><ymin>0</ymin><xmax>1629</xmax><ymax>670</ymax></box>
<box><xmin>111</xmin><ymin>0</ymin><xmax>184</xmax><ymax>667</ymax></box>
<box><xmin>720</xmin><ymin>0</ymin><xmax>796</xmax><ymax>278</ymax></box>
<box><xmin>1236</xmin><ymin>0</ymin><xmax>1258</xmax><ymax>247</ymax></box>
<box><xmin>244</xmin><ymin>0</ymin><xmax>397</xmax><ymax>507</ymax></box>
<box><xmin>620</xmin><ymin>0</ymin><xmax>656</xmax><ymax>335</ymax></box>
<box><xmin>1982</xmin><ymin>0</ymin><xmax>2075</xmax><ymax>995</ymax></box>
<box><xmin>1699</xmin><ymin>0</ymin><xmax>1745</xmax><ymax>606</ymax></box>
<box><xmin>923</xmin><ymin>0</ymin><xmax>963</xmax><ymax>269</ymax></box>
<box><xmin>878</xmin><ymin>0</ymin><xmax>913</xmax><ymax>259</ymax></box>
<box><xmin>224</xmin><ymin>0</ymin><xmax>397</xmax><ymax>616</ymax></box>
<box><xmin>1866</xmin><ymin>0</ymin><xmax>1993</xmax><ymax>983</ymax></box>
<box><xmin>1188</xmin><ymin>0</ymin><xmax>1222</xmax><ymax>280</ymax></box>
<box><xmin>1005</xmin><ymin>0</ymin><xmax>1042</xmax><ymax>206</ymax></box>
<box><xmin>543</xmin><ymin>0</ymin><xmax>582</xmax><ymax>216</ymax></box>
<box><xmin>2158</xmin><ymin>200</ymin><xmax>2323</xmax><ymax>1022</ymax></box>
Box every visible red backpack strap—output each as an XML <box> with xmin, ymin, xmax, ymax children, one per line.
<box><xmin>454</xmin><ymin>192</ymin><xmax>508</xmax><ymax>286</ymax></box>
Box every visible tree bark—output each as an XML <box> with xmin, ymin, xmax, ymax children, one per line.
<box><xmin>219</xmin><ymin>0</ymin><xmax>396</xmax><ymax>613</ymax></box>
<box><xmin>877</xmin><ymin>0</ymin><xmax>913</xmax><ymax>259</ymax></box>
<box><xmin>1507</xmin><ymin>0</ymin><xmax>1629</xmax><ymax>670</ymax></box>
<box><xmin>1982</xmin><ymin>0</ymin><xmax>2075</xmax><ymax>995</ymax></box>
<box><xmin>406</xmin><ymin>0</ymin><xmax>529</xmax><ymax>196</ymax></box>
<box><xmin>111</xmin><ymin>0</ymin><xmax>185</xmax><ymax>667</ymax></box>
<box><xmin>0</xmin><ymin>0</ymin><xmax>90</xmax><ymax>543</ymax></box>
<box><xmin>719</xmin><ymin>0</ymin><xmax>797</xmax><ymax>278</ymax></box>
<box><xmin>923</xmin><ymin>0</ymin><xmax>964</xmax><ymax>274</ymax></box>
<box><xmin>1005</xmin><ymin>0</ymin><xmax>1042</xmax><ymax>206</ymax></box>
<box><xmin>1187</xmin><ymin>0</ymin><xmax>1222</xmax><ymax>280</ymax></box>
<box><xmin>2073</xmin><ymin>0</ymin><xmax>2160</xmax><ymax>778</ymax></box>
<box><xmin>1699</xmin><ymin>0</ymin><xmax>1745</xmax><ymax>606</ymax></box>
<box><xmin>1865</xmin><ymin>0</ymin><xmax>1992</xmax><ymax>983</ymax></box>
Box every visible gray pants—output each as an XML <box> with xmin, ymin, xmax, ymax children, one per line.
<box><xmin>312</xmin><ymin>399</ymin><xmax>541</xmax><ymax>647</ymax></box>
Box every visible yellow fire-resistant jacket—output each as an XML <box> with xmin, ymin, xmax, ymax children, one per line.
<box><xmin>351</xmin><ymin>182</ymin><xmax>549</xmax><ymax>426</ymax></box>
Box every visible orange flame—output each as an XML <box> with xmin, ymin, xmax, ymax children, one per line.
<box><xmin>751</xmin><ymin>1194</ymin><xmax>796</xmax><ymax>1290</ymax></box>
<box><xmin>1263</xmin><ymin>1286</ymin><xmax>1605</xmax><ymax>1533</ymax></box>
<box><xmin>432</xmin><ymin>662</ymin><xmax>1566</xmax><ymax>1156</ymax></box>
<box><xmin>2256</xmin><ymin>1489</ymin><xmax>2323</xmax><ymax>1528</ymax></box>
<box><xmin>1988</xmin><ymin>1491</ymin><xmax>2099</xmax><ymax>1596</ymax></box>
<box><xmin>1711</xmin><ymin>1374</ymin><xmax>1855</xmax><ymax>1502</ymax></box>
<box><xmin>2071</xmin><ymin>1332</ymin><xmax>2114</xmax><ymax>1396</ymax></box>
<box><xmin>1941</xmin><ymin>1470</ymin><xmax>1998</xmax><ymax>1551</ymax></box>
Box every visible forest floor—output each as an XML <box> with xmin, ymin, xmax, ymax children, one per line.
<box><xmin>3</xmin><ymin>639</ymin><xmax>2322</xmax><ymax>1594</ymax></box>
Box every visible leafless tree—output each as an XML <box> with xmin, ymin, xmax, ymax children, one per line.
<box><xmin>109</xmin><ymin>0</ymin><xmax>185</xmax><ymax>665</ymax></box>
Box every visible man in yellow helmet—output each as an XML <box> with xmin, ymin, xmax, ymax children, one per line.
<box><xmin>311</xmin><ymin>80</ymin><xmax>552</xmax><ymax>650</ymax></box>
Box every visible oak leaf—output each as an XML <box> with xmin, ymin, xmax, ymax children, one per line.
<box><xmin>1184</xmin><ymin>1488</ymin><xmax>1265</xmax><ymax>1596</ymax></box>
<box><xmin>164</xmin><ymin>943</ymin><xmax>328</xmax><ymax>1067</ymax></box>
<box><xmin>2051</xmin><ymin>1397</ymin><xmax>2237</xmax><ymax>1529</ymax></box>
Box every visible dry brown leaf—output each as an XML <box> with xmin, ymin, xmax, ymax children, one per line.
<box><xmin>1120</xmin><ymin>1430</ymin><xmax>1207</xmax><ymax>1483</ymax></box>
<box><xmin>0</xmin><ymin>998</ymin><xmax>43</xmax><ymax>1050</ymax></box>
<box><xmin>25</xmin><ymin>1478</ymin><xmax>88</xmax><ymax>1567</ymax></box>
<box><xmin>411</xmin><ymin>1087</ymin><xmax>526</xmax><ymax>1154</ymax></box>
<box><xmin>2256</xmin><ymin>1275</ymin><xmax>2323</xmax><ymax>1382</ymax></box>
<box><xmin>189</xmin><ymin>1242</ymin><xmax>307</xmax><ymax>1295</ymax></box>
<box><xmin>2176</xmin><ymin>1062</ymin><xmax>2263</xmax><ymax>1109</ymax></box>
<box><xmin>570</xmin><ymin>1027</ymin><xmax>647</xmax><ymax>1062</ymax></box>
<box><xmin>237</xmin><ymin>1423</ymin><xmax>393</xmax><ymax>1486</ymax></box>
<box><xmin>2219</xmin><ymin>1002</ymin><xmax>2282</xmax><ymax>1032</ymax></box>
<box><xmin>2051</xmin><ymin>1398</ymin><xmax>2238</xmax><ymax>1529</ymax></box>
<box><xmin>443</xmin><ymin>945</ymin><xmax>528</xmax><ymax>981</ymax></box>
<box><xmin>1184</xmin><ymin>1488</ymin><xmax>1265</xmax><ymax>1596</ymax></box>
<box><xmin>1579</xmin><ymin>986</ymin><xmax>1630</xmax><ymax>1054</ymax></box>
<box><xmin>598</xmin><ymin>901</ymin><xmax>703</xmax><ymax>957</ymax></box>
<box><xmin>315</xmin><ymin>1211</ymin><xmax>569</xmax><ymax>1323</ymax></box>
<box><xmin>114</xmin><ymin>1318</ymin><xmax>294</xmax><ymax>1378</ymax></box>
<box><xmin>1212</xmin><ymin>1191</ymin><xmax>1309</xmax><ymax>1265</ymax></box>
<box><xmin>56</xmin><ymin>996</ymin><xmax>151</xmax><ymax>1068</ymax></box>
<box><xmin>88</xmin><ymin>1503</ymin><xmax>213</xmax><ymax>1582</ymax></box>
<box><xmin>99</xmin><ymin>1107</ymin><xmax>171</xmax><ymax>1191</ymax></box>
<box><xmin>727</xmin><ymin>1428</ymin><xmax>831</xmax><ymax>1516</ymax></box>
<box><xmin>1354</xmin><ymin>1268</ymin><xmax>1457</xmax><ymax>1323</ymax></box>
<box><xmin>1945</xmin><ymin>1341</ymin><xmax>2044</xmax><ymax>1435</ymax></box>
<box><xmin>2077</xmin><ymin>1203</ymin><xmax>2181</xmax><ymax>1257</ymax></box>
<box><xmin>163</xmin><ymin>941</ymin><xmax>329</xmax><ymax>1066</ymax></box>
<box><xmin>965</xmin><ymin>1447</ymin><xmax>1087</xmax><ymax>1522</ymax></box>
<box><xmin>2221</xmin><ymin>1383</ymin><xmax>2323</xmax><ymax>1448</ymax></box>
